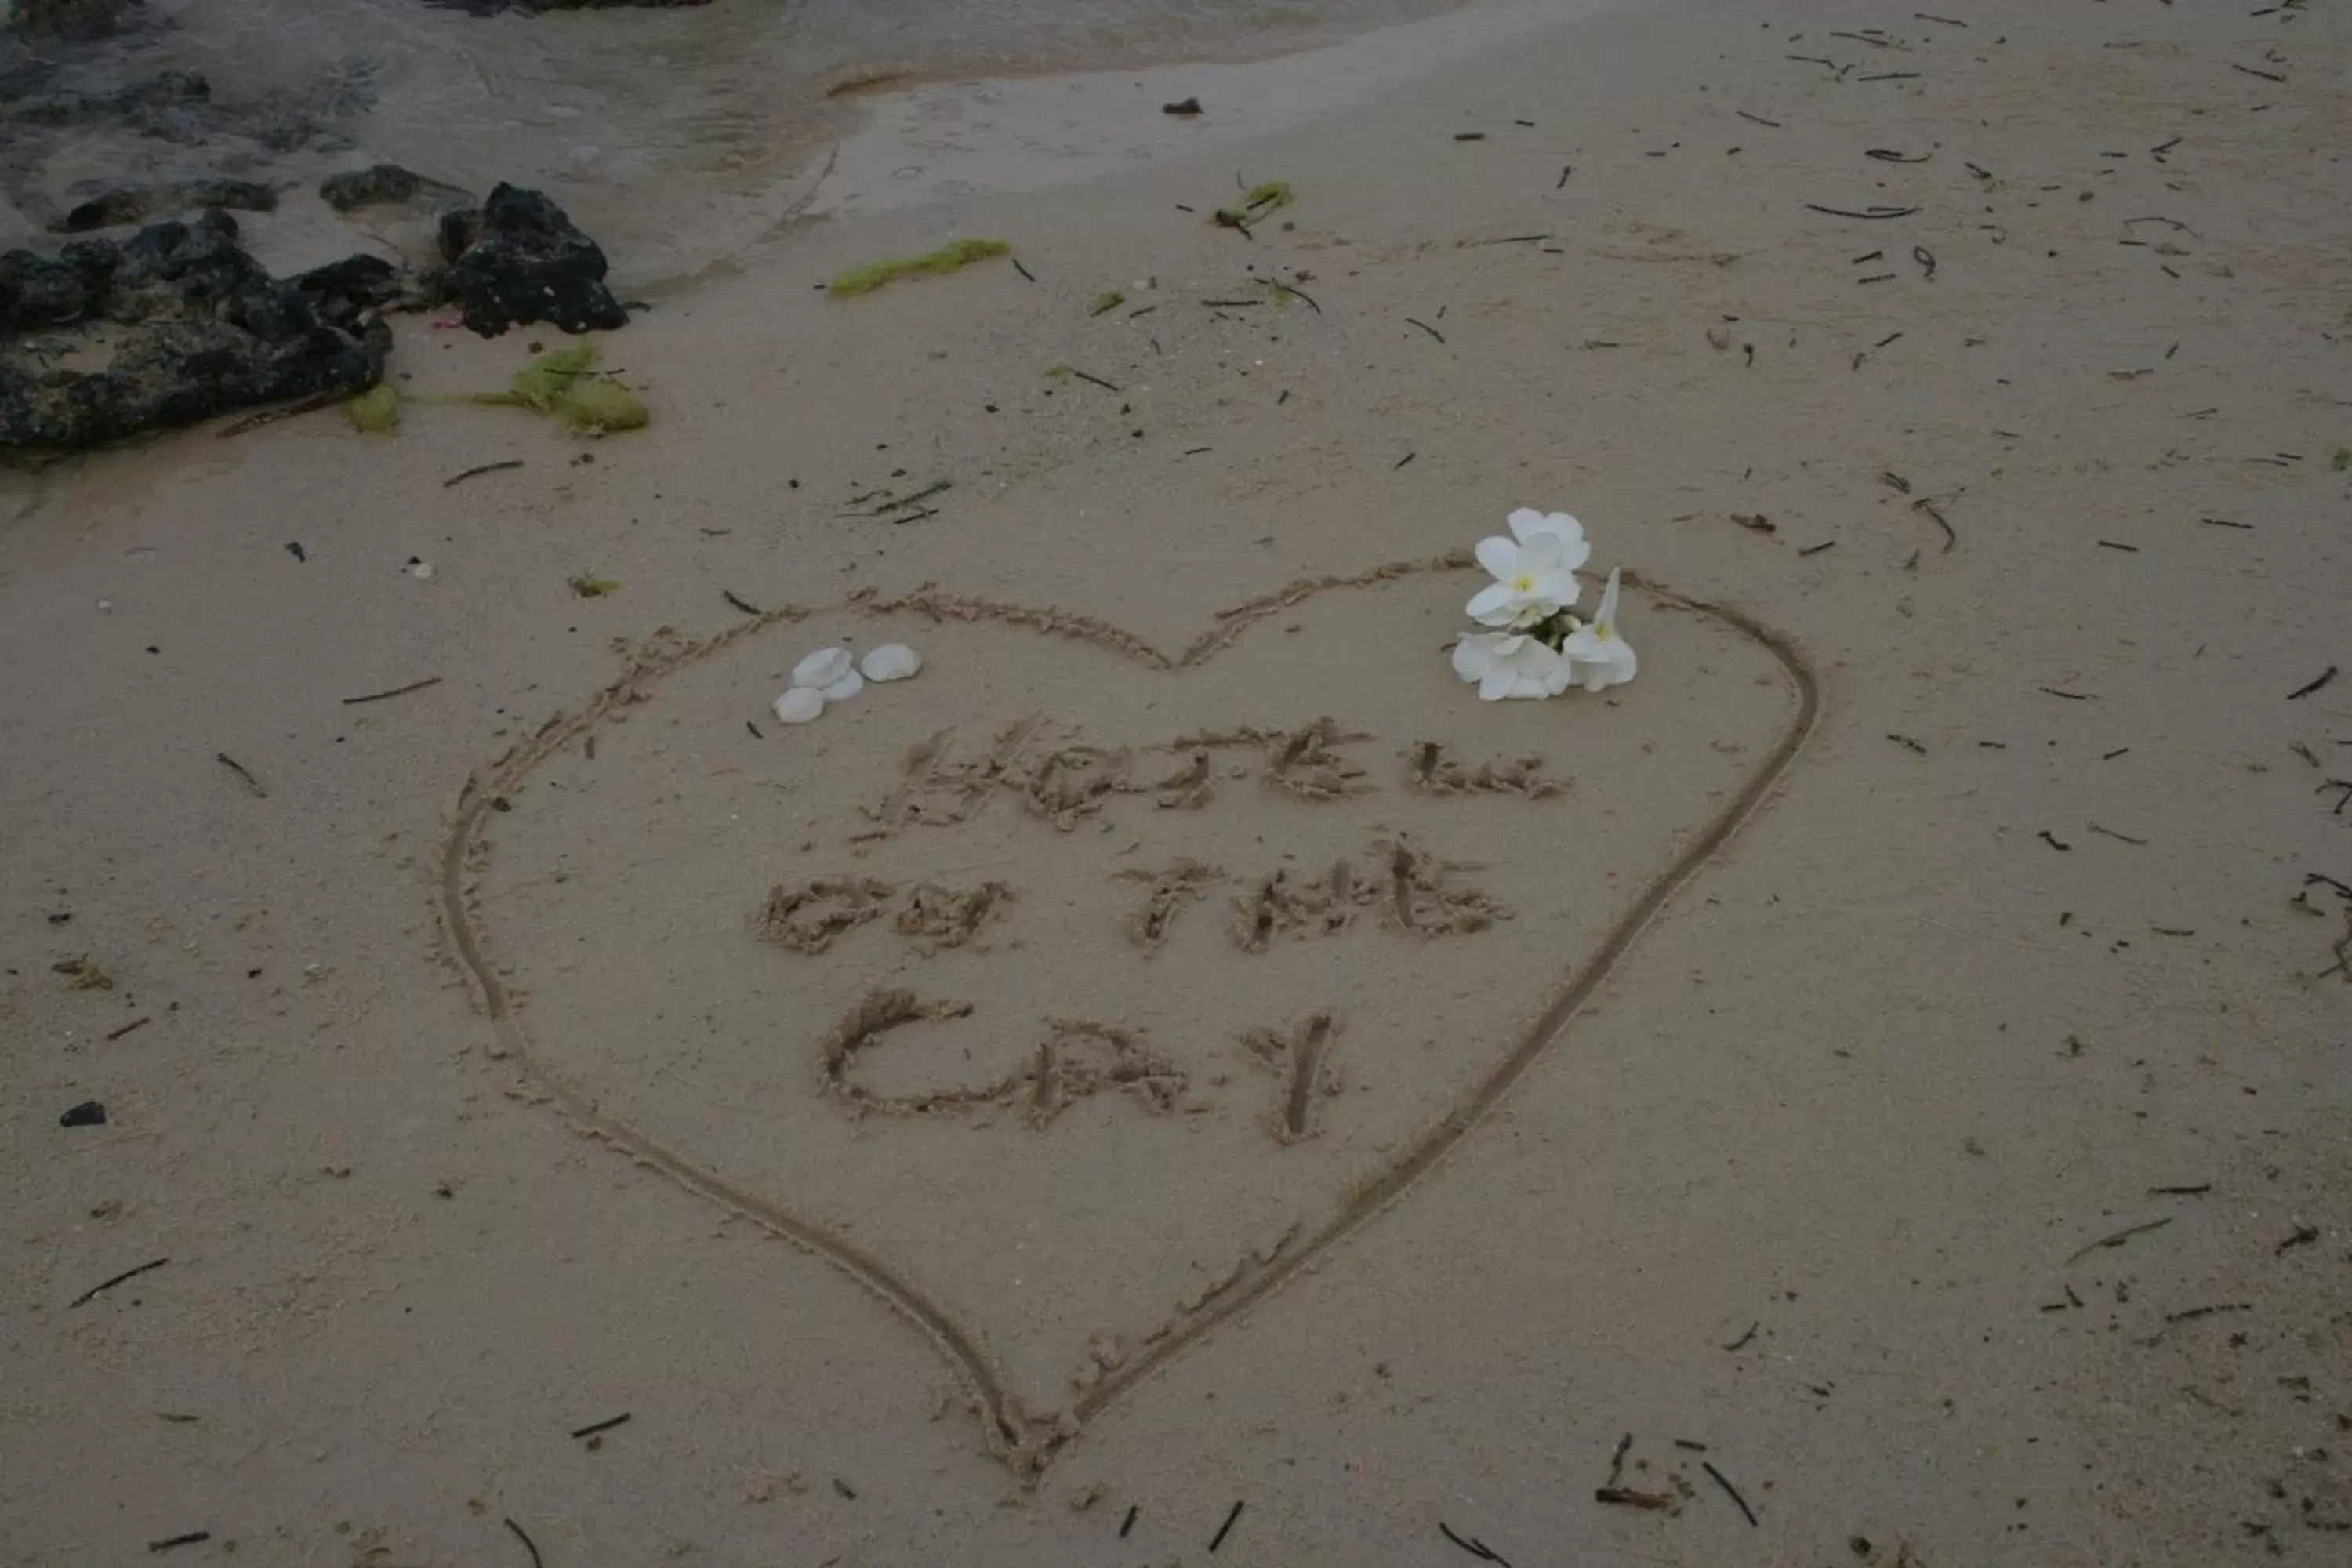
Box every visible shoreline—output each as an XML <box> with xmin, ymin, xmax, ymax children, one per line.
<box><xmin>5</xmin><ymin>0</ymin><xmax>2350</xmax><ymax>1563</ymax></box>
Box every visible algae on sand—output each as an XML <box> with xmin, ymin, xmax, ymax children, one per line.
<box><xmin>829</xmin><ymin>240</ymin><xmax>1013</xmax><ymax>297</ymax></box>
<box><xmin>1213</xmin><ymin>181</ymin><xmax>1293</xmax><ymax>229</ymax></box>
<box><xmin>460</xmin><ymin>343</ymin><xmax>648</xmax><ymax>435</ymax></box>
<box><xmin>347</xmin><ymin>383</ymin><xmax>400</xmax><ymax>435</ymax></box>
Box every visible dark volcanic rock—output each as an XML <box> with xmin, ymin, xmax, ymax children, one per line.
<box><xmin>51</xmin><ymin>178</ymin><xmax>278</xmax><ymax>234</ymax></box>
<box><xmin>0</xmin><ymin>209</ymin><xmax>389</xmax><ymax>451</ymax></box>
<box><xmin>291</xmin><ymin>254</ymin><xmax>408</xmax><ymax>318</ymax></box>
<box><xmin>319</xmin><ymin>163</ymin><xmax>474</xmax><ymax>215</ymax></box>
<box><xmin>0</xmin><ymin>245</ymin><xmax>113</xmax><ymax>332</ymax></box>
<box><xmin>434</xmin><ymin>182</ymin><xmax>626</xmax><ymax>337</ymax></box>
<box><xmin>6</xmin><ymin>0</ymin><xmax>139</xmax><ymax>42</ymax></box>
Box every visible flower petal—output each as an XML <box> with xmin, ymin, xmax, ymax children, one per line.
<box><xmin>1517</xmin><ymin>532</ymin><xmax>1564</xmax><ymax>572</ymax></box>
<box><xmin>1451</xmin><ymin>634</ymin><xmax>1496</xmax><ymax>683</ymax></box>
<box><xmin>1465</xmin><ymin>582</ymin><xmax>1519</xmax><ymax>625</ymax></box>
<box><xmin>1506</xmin><ymin>507</ymin><xmax>1548</xmax><ymax>545</ymax></box>
<box><xmin>1479</xmin><ymin>664</ymin><xmax>1517</xmax><ymax>701</ymax></box>
<box><xmin>1595</xmin><ymin>566</ymin><xmax>1622</xmax><ymax>631</ymax></box>
<box><xmin>1474</xmin><ymin>535</ymin><xmax>1520</xmax><ymax>582</ymax></box>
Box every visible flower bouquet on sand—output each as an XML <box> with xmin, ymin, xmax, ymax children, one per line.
<box><xmin>1450</xmin><ymin>508</ymin><xmax>1637</xmax><ymax>701</ymax></box>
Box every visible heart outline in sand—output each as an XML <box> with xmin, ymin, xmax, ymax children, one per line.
<box><xmin>436</xmin><ymin>552</ymin><xmax>1819</xmax><ymax>1475</ymax></box>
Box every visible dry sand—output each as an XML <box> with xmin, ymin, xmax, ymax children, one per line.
<box><xmin>5</xmin><ymin>1</ymin><xmax>2350</xmax><ymax>1563</ymax></box>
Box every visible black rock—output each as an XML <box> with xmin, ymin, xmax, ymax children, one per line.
<box><xmin>433</xmin><ymin>182</ymin><xmax>626</xmax><ymax>337</ymax></box>
<box><xmin>52</xmin><ymin>179</ymin><xmax>279</xmax><ymax>234</ymax></box>
<box><xmin>0</xmin><ymin>245</ymin><xmax>115</xmax><ymax>332</ymax></box>
<box><xmin>59</xmin><ymin>1100</ymin><xmax>107</xmax><ymax>1127</ymax></box>
<box><xmin>319</xmin><ymin>162</ymin><xmax>475</xmax><ymax>215</ymax></box>
<box><xmin>7</xmin><ymin>0</ymin><xmax>139</xmax><ymax>42</ymax></box>
<box><xmin>291</xmin><ymin>254</ymin><xmax>408</xmax><ymax>321</ymax></box>
<box><xmin>0</xmin><ymin>211</ymin><xmax>390</xmax><ymax>452</ymax></box>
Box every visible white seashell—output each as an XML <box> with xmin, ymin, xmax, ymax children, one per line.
<box><xmin>409</xmin><ymin>561</ymin><xmax>434</xmax><ymax>580</ymax></box>
<box><xmin>792</xmin><ymin>646</ymin><xmax>853</xmax><ymax>690</ymax></box>
<box><xmin>771</xmin><ymin>688</ymin><xmax>824</xmax><ymax>724</ymax></box>
<box><xmin>821</xmin><ymin>669</ymin><xmax>865</xmax><ymax>703</ymax></box>
<box><xmin>859</xmin><ymin>643</ymin><xmax>922</xmax><ymax>682</ymax></box>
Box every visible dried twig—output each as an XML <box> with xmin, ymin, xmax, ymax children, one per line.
<box><xmin>215</xmin><ymin>752</ymin><xmax>267</xmax><ymax>797</ymax></box>
<box><xmin>341</xmin><ymin>677</ymin><xmax>442</xmax><ymax>706</ymax></box>
<box><xmin>71</xmin><ymin>1257</ymin><xmax>169</xmax><ymax>1308</ymax></box>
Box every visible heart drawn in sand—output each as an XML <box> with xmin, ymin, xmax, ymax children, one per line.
<box><xmin>439</xmin><ymin>554</ymin><xmax>1817</xmax><ymax>1474</ymax></box>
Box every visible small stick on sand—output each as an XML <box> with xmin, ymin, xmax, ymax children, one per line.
<box><xmin>444</xmin><ymin>460</ymin><xmax>524</xmax><ymax>488</ymax></box>
<box><xmin>2066</xmin><ymin>1215</ymin><xmax>2171</xmax><ymax>1265</ymax></box>
<box><xmin>503</xmin><ymin>1518</ymin><xmax>544</xmax><ymax>1568</ymax></box>
<box><xmin>341</xmin><ymin>677</ymin><xmax>442</xmax><ymax>706</ymax></box>
<box><xmin>215</xmin><ymin>752</ymin><xmax>267</xmax><ymax>797</ymax></box>
<box><xmin>723</xmin><ymin>590</ymin><xmax>763</xmax><ymax>615</ymax></box>
<box><xmin>1405</xmin><ymin>317</ymin><xmax>1446</xmax><ymax>344</ymax></box>
<box><xmin>1914</xmin><ymin>499</ymin><xmax>1957</xmax><ymax>551</ymax></box>
<box><xmin>1207</xmin><ymin>1500</ymin><xmax>1245</xmax><ymax>1553</ymax></box>
<box><xmin>71</xmin><ymin>1257</ymin><xmax>169</xmax><ymax>1308</ymax></box>
<box><xmin>2285</xmin><ymin>665</ymin><xmax>2336</xmax><ymax>701</ymax></box>
<box><xmin>1703</xmin><ymin>1461</ymin><xmax>1759</xmax><ymax>1527</ymax></box>
<box><xmin>1438</xmin><ymin>1522</ymin><xmax>1512</xmax><ymax>1563</ymax></box>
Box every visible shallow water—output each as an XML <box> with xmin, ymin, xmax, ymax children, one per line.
<box><xmin>1</xmin><ymin>0</ymin><xmax>1440</xmax><ymax>278</ymax></box>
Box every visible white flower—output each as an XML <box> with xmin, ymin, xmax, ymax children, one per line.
<box><xmin>821</xmin><ymin>668</ymin><xmax>865</xmax><ymax>703</ymax></box>
<box><xmin>859</xmin><ymin>643</ymin><xmax>922</xmax><ymax>682</ymax></box>
<box><xmin>1451</xmin><ymin>630</ymin><xmax>1575</xmax><ymax>701</ymax></box>
<box><xmin>1559</xmin><ymin>566</ymin><xmax>1637</xmax><ymax>691</ymax></box>
<box><xmin>1504</xmin><ymin>508</ymin><xmax>1593</xmax><ymax>572</ymax></box>
<box><xmin>1467</xmin><ymin>531</ymin><xmax>1578</xmax><ymax>628</ymax></box>
<box><xmin>793</xmin><ymin>647</ymin><xmax>854</xmax><ymax>689</ymax></box>
<box><xmin>772</xmin><ymin>687</ymin><xmax>824</xmax><ymax>724</ymax></box>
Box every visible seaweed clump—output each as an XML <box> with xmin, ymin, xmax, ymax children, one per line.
<box><xmin>828</xmin><ymin>240</ymin><xmax>1012</xmax><ymax>298</ymax></box>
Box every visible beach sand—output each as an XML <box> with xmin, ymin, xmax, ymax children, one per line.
<box><xmin>4</xmin><ymin>0</ymin><xmax>2350</xmax><ymax>1563</ymax></box>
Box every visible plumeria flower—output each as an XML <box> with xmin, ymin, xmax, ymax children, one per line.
<box><xmin>1559</xmin><ymin>566</ymin><xmax>1637</xmax><ymax>691</ymax></box>
<box><xmin>1504</xmin><ymin>508</ymin><xmax>1593</xmax><ymax>572</ymax></box>
<box><xmin>1468</xmin><ymin>530</ymin><xmax>1578</xmax><ymax>628</ymax></box>
<box><xmin>1452</xmin><ymin>629</ymin><xmax>1576</xmax><ymax>701</ymax></box>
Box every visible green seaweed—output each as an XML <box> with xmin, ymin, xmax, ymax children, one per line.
<box><xmin>1213</xmin><ymin>180</ymin><xmax>1293</xmax><ymax>229</ymax></box>
<box><xmin>452</xmin><ymin>343</ymin><xmax>648</xmax><ymax>435</ymax></box>
<box><xmin>552</xmin><ymin>379</ymin><xmax>648</xmax><ymax>434</ymax></box>
<box><xmin>1089</xmin><ymin>290</ymin><xmax>1124</xmax><ymax>317</ymax></box>
<box><xmin>568</xmin><ymin>575</ymin><xmax>620</xmax><ymax>598</ymax></box>
<box><xmin>508</xmin><ymin>343</ymin><xmax>599</xmax><ymax>411</ymax></box>
<box><xmin>347</xmin><ymin>383</ymin><xmax>400</xmax><ymax>435</ymax></box>
<box><xmin>2333</xmin><ymin>447</ymin><xmax>2350</xmax><ymax>472</ymax></box>
<box><xmin>828</xmin><ymin>239</ymin><xmax>1013</xmax><ymax>297</ymax></box>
